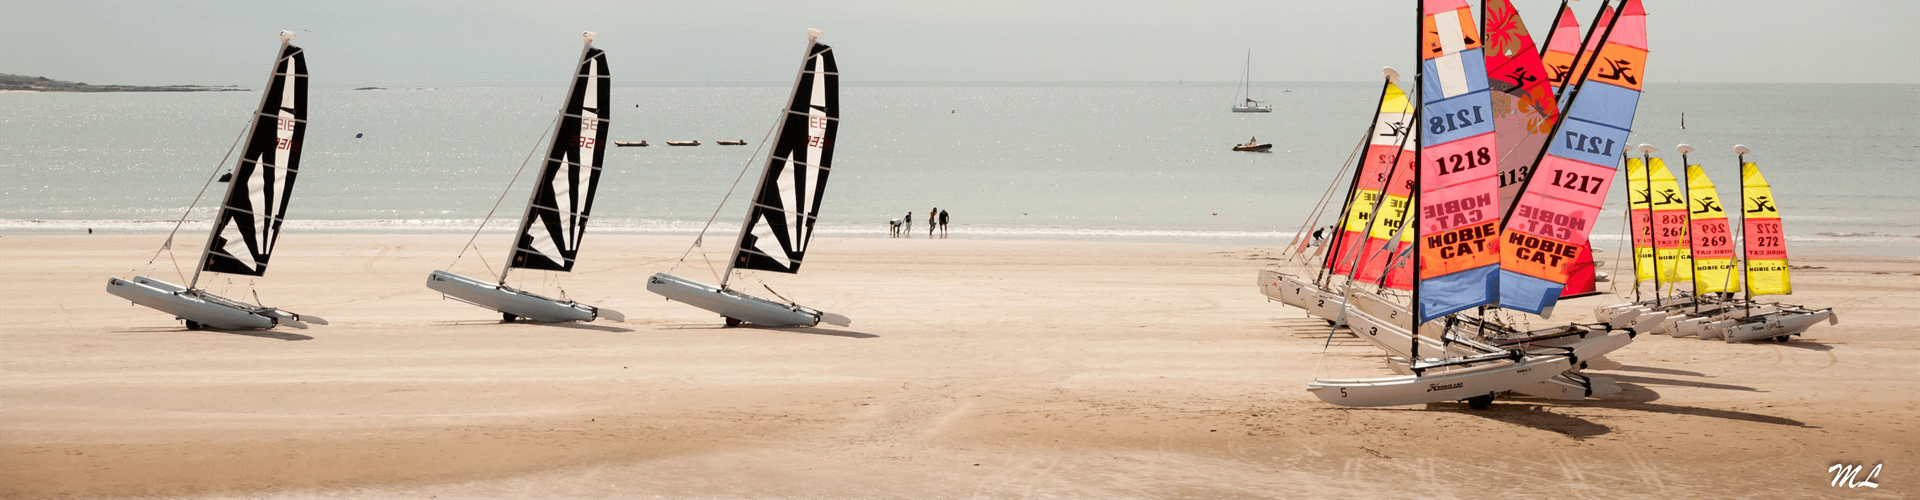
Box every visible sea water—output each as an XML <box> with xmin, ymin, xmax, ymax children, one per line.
<box><xmin>3</xmin><ymin>82</ymin><xmax>1916</xmax><ymax>255</ymax></box>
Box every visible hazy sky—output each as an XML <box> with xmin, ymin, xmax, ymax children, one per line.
<box><xmin>3</xmin><ymin>1</ymin><xmax>1915</xmax><ymax>87</ymax></box>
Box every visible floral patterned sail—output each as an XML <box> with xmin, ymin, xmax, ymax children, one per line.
<box><xmin>1494</xmin><ymin>0</ymin><xmax>1645</xmax><ymax>315</ymax></box>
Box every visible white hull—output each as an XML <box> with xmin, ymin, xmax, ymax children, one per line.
<box><xmin>1232</xmin><ymin>106</ymin><xmax>1272</xmax><ymax>113</ymax></box>
<box><xmin>1345</xmin><ymin>303</ymin><xmax>1629</xmax><ymax>400</ymax></box>
<box><xmin>1257</xmin><ymin>269</ymin><xmax>1346</xmax><ymax>326</ymax></box>
<box><xmin>1718</xmin><ymin>308</ymin><xmax>1837</xmax><ymax>343</ymax></box>
<box><xmin>426</xmin><ymin>270</ymin><xmax>621</xmax><ymax>323</ymax></box>
<box><xmin>646</xmin><ymin>273</ymin><xmax>847</xmax><ymax>328</ymax></box>
<box><xmin>106</xmin><ymin>276</ymin><xmax>323</xmax><ymax>330</ymax></box>
<box><xmin>1308</xmin><ymin>331</ymin><xmax>1629</xmax><ymax>407</ymax></box>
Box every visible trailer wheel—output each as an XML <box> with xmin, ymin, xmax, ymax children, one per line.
<box><xmin>502</xmin><ymin>312</ymin><xmax>518</xmax><ymax>323</ymax></box>
<box><xmin>1466</xmin><ymin>394</ymin><xmax>1494</xmax><ymax>410</ymax></box>
<box><xmin>184</xmin><ymin>320</ymin><xmax>202</xmax><ymax>330</ymax></box>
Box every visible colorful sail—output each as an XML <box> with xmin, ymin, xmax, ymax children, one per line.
<box><xmin>1625</xmin><ymin>157</ymin><xmax>1654</xmax><ymax>282</ymax></box>
<box><xmin>1539</xmin><ymin>2</ymin><xmax>1582</xmax><ymax>97</ymax></box>
<box><xmin>1687</xmin><ymin>164</ymin><xmax>1739</xmax><ymax>293</ymax></box>
<box><xmin>1494</xmin><ymin>0</ymin><xmax>1645</xmax><ymax>314</ymax></box>
<box><xmin>732</xmin><ymin>33</ymin><xmax>839</xmax><ymax>274</ymax></box>
<box><xmin>203</xmin><ymin>35</ymin><xmax>308</xmax><ymax>277</ymax></box>
<box><xmin>1414</xmin><ymin>0</ymin><xmax>1502</xmax><ymax>322</ymax></box>
<box><xmin>1335</xmin><ymin>79</ymin><xmax>1417</xmax><ymax>282</ymax></box>
<box><xmin>1563</xmin><ymin>3</ymin><xmax>1615</xmax><ymax>104</ymax></box>
<box><xmin>509</xmin><ymin>37</ymin><xmax>611</xmax><ymax>273</ymax></box>
<box><xmin>1482</xmin><ymin>0</ymin><xmax>1559</xmax><ymax>213</ymax></box>
<box><xmin>1741</xmin><ymin>161</ymin><xmax>1791</xmax><ymax>295</ymax></box>
<box><xmin>1647</xmin><ymin>157</ymin><xmax>1692</xmax><ymax>283</ymax></box>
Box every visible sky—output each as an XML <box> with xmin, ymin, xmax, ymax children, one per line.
<box><xmin>2</xmin><ymin>0</ymin><xmax>1916</xmax><ymax>87</ymax></box>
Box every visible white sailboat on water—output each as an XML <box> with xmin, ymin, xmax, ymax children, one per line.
<box><xmin>1231</xmin><ymin>49</ymin><xmax>1272</xmax><ymax>113</ymax></box>
<box><xmin>425</xmin><ymin>32</ymin><xmax>623</xmax><ymax>323</ymax></box>
<box><xmin>647</xmin><ymin>29</ymin><xmax>850</xmax><ymax>328</ymax></box>
<box><xmin>106</xmin><ymin>31</ymin><xmax>327</xmax><ymax>330</ymax></box>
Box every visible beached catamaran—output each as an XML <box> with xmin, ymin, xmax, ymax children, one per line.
<box><xmin>1596</xmin><ymin>145</ymin><xmax>1836</xmax><ymax>341</ymax></box>
<box><xmin>647</xmin><ymin>30</ymin><xmax>850</xmax><ymax>328</ymax></box>
<box><xmin>106</xmin><ymin>31</ymin><xmax>326</xmax><ymax>330</ymax></box>
<box><xmin>425</xmin><ymin>32</ymin><xmax>623</xmax><ymax>323</ymax></box>
<box><xmin>1305</xmin><ymin>0</ymin><xmax>1647</xmax><ymax>408</ymax></box>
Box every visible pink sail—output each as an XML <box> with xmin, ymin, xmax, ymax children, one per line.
<box><xmin>1539</xmin><ymin>3</ymin><xmax>1583</xmax><ymax>97</ymax></box>
<box><xmin>1414</xmin><ymin>0</ymin><xmax>1503</xmax><ymax>322</ymax></box>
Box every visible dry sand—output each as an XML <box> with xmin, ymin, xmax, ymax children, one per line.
<box><xmin>1</xmin><ymin>234</ymin><xmax>1914</xmax><ymax>499</ymax></box>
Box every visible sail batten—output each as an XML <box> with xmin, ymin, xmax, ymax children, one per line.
<box><xmin>728</xmin><ymin>40</ymin><xmax>839</xmax><ymax>276</ymax></box>
<box><xmin>506</xmin><ymin>44</ymin><xmax>611</xmax><ymax>274</ymax></box>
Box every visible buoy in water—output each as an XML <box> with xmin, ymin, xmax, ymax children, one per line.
<box><xmin>355</xmin><ymin>133</ymin><xmax>363</xmax><ymax>138</ymax></box>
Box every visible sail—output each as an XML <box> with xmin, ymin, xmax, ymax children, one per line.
<box><xmin>1741</xmin><ymin>162</ymin><xmax>1791</xmax><ymax>295</ymax></box>
<box><xmin>1626</xmin><ymin>157</ymin><xmax>1655</xmax><ymax>282</ymax></box>
<box><xmin>733</xmin><ymin>37</ymin><xmax>840</xmax><ymax>274</ymax></box>
<box><xmin>1563</xmin><ymin>3</ymin><xmax>1615</xmax><ymax>105</ymax></box>
<box><xmin>1539</xmin><ymin>3</ymin><xmax>1582</xmax><ymax>97</ymax></box>
<box><xmin>1415</xmin><ymin>0</ymin><xmax>1502</xmax><ymax>323</ymax></box>
<box><xmin>1331</xmin><ymin>80</ymin><xmax>1417</xmax><ymax>278</ymax></box>
<box><xmin>202</xmin><ymin>39</ymin><xmax>308</xmax><ymax>277</ymax></box>
<box><xmin>508</xmin><ymin>42</ymin><xmax>611</xmax><ymax>272</ymax></box>
<box><xmin>1647</xmin><ymin>158</ymin><xmax>1691</xmax><ymax>283</ymax></box>
<box><xmin>1687</xmin><ymin>164</ymin><xmax>1740</xmax><ymax>293</ymax></box>
<box><xmin>1483</xmin><ymin>0</ymin><xmax>1559</xmax><ymax>214</ymax></box>
<box><xmin>1494</xmin><ymin>0</ymin><xmax>1644</xmax><ymax>314</ymax></box>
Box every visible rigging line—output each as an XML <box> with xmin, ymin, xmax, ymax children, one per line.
<box><xmin>1283</xmin><ymin>127</ymin><xmax>1370</xmax><ymax>265</ymax></box>
<box><xmin>446</xmin><ymin>113</ymin><xmax>562</xmax><ymax>270</ymax></box>
<box><xmin>141</xmin><ymin>118</ymin><xmax>253</xmax><ymax>271</ymax></box>
<box><xmin>669</xmin><ymin>116</ymin><xmax>782</xmax><ymax>273</ymax></box>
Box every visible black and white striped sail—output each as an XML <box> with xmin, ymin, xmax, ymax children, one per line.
<box><xmin>202</xmin><ymin>36</ymin><xmax>308</xmax><ymax>277</ymax></box>
<box><xmin>508</xmin><ymin>41</ymin><xmax>611</xmax><ymax>272</ymax></box>
<box><xmin>732</xmin><ymin>38</ymin><xmax>838</xmax><ymax>274</ymax></box>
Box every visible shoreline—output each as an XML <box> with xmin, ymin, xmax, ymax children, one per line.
<box><xmin>2</xmin><ymin>234</ymin><xmax>1915</xmax><ymax>498</ymax></box>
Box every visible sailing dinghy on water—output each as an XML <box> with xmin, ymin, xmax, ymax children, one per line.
<box><xmin>1231</xmin><ymin>49</ymin><xmax>1272</xmax><ymax>112</ymax></box>
<box><xmin>106</xmin><ymin>31</ymin><xmax>327</xmax><ymax>331</ymax></box>
<box><xmin>647</xmin><ymin>29</ymin><xmax>850</xmax><ymax>328</ymax></box>
<box><xmin>425</xmin><ymin>32</ymin><xmax>623</xmax><ymax>323</ymax></box>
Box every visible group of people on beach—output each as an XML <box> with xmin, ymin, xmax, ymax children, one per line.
<box><xmin>890</xmin><ymin>207</ymin><xmax>950</xmax><ymax>238</ymax></box>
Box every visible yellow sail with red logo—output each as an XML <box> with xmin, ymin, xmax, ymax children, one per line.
<box><xmin>1648</xmin><ymin>158</ymin><xmax>1691</xmax><ymax>283</ymax></box>
<box><xmin>1686</xmin><ymin>164</ymin><xmax>1739</xmax><ymax>293</ymax></box>
<box><xmin>1741</xmin><ymin>162</ymin><xmax>1791</xmax><ymax>295</ymax></box>
<box><xmin>1331</xmin><ymin>79</ymin><xmax>1418</xmax><ymax>282</ymax></box>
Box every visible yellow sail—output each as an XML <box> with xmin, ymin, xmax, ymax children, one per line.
<box><xmin>1686</xmin><ymin>165</ymin><xmax>1739</xmax><ymax>293</ymax></box>
<box><xmin>1626</xmin><ymin>158</ymin><xmax>1655</xmax><ymax>283</ymax></box>
<box><xmin>1741</xmin><ymin>162</ymin><xmax>1791</xmax><ymax>295</ymax></box>
<box><xmin>1648</xmin><ymin>158</ymin><xmax>1692</xmax><ymax>283</ymax></box>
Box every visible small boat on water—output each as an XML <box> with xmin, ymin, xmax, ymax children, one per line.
<box><xmin>1232</xmin><ymin>137</ymin><xmax>1271</xmax><ymax>152</ymax></box>
<box><xmin>716</xmin><ymin>140</ymin><xmax>748</xmax><ymax>145</ymax></box>
<box><xmin>614</xmin><ymin>140</ymin><xmax>648</xmax><ymax>147</ymax></box>
<box><xmin>1231</xmin><ymin>49</ymin><xmax>1272</xmax><ymax>113</ymax></box>
<box><xmin>666</xmin><ymin>140</ymin><xmax>701</xmax><ymax>146</ymax></box>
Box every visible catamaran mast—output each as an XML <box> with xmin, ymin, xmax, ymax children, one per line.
<box><xmin>1638</xmin><ymin>144</ymin><xmax>1661</xmax><ymax>307</ymax></box>
<box><xmin>1734</xmin><ymin>144</ymin><xmax>1752</xmax><ymax>317</ymax></box>
<box><xmin>1677</xmin><ymin>144</ymin><xmax>1700</xmax><ymax>314</ymax></box>
<box><xmin>500</xmin><ymin>32</ymin><xmax>599</xmax><ymax>285</ymax></box>
<box><xmin>722</xmin><ymin>29</ymin><xmax>822</xmax><ymax>290</ymax></box>
<box><xmin>1409</xmin><ymin>0</ymin><xmax>1424</xmax><ymax>364</ymax></box>
<box><xmin>1317</xmin><ymin>74</ymin><xmax>1398</xmax><ymax>287</ymax></box>
<box><xmin>190</xmin><ymin>31</ymin><xmax>296</xmax><ymax>291</ymax></box>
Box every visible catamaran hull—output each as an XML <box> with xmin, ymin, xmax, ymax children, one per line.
<box><xmin>647</xmin><ymin>273</ymin><xmax>845</xmax><ymax>328</ymax></box>
<box><xmin>426</xmin><ymin>270</ymin><xmax>618</xmax><ymax>323</ymax></box>
<box><xmin>1308</xmin><ymin>331</ymin><xmax>1629</xmax><ymax>407</ymax></box>
<box><xmin>1719</xmin><ymin>309</ymin><xmax>1836</xmax><ymax>343</ymax></box>
<box><xmin>106</xmin><ymin>277</ymin><xmax>279</xmax><ymax>330</ymax></box>
<box><xmin>1258</xmin><ymin>270</ymin><xmax>1346</xmax><ymax>325</ymax></box>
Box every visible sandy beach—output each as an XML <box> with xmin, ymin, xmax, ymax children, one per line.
<box><xmin>1</xmin><ymin>234</ymin><xmax>1913</xmax><ymax>499</ymax></box>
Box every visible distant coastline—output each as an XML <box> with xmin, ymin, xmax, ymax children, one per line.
<box><xmin>0</xmin><ymin>73</ymin><xmax>247</xmax><ymax>93</ymax></box>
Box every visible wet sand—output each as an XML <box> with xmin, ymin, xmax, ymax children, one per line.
<box><xmin>2</xmin><ymin>234</ymin><xmax>1914</xmax><ymax>499</ymax></box>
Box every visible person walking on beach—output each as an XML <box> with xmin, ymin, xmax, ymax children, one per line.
<box><xmin>903</xmin><ymin>212</ymin><xmax>912</xmax><ymax>238</ymax></box>
<box><xmin>888</xmin><ymin>218</ymin><xmax>903</xmax><ymax>238</ymax></box>
<box><xmin>929</xmin><ymin>207</ymin><xmax>938</xmax><ymax>238</ymax></box>
<box><xmin>938</xmin><ymin>209</ymin><xmax>949</xmax><ymax>238</ymax></box>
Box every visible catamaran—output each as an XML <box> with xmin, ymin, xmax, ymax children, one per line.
<box><xmin>646</xmin><ymin>29</ymin><xmax>850</xmax><ymax>329</ymax></box>
<box><xmin>425</xmin><ymin>32</ymin><xmax>623</xmax><ymax>323</ymax></box>
<box><xmin>1306</xmin><ymin>0</ymin><xmax>1648</xmax><ymax>408</ymax></box>
<box><xmin>106</xmin><ymin>31</ymin><xmax>326</xmax><ymax>331</ymax></box>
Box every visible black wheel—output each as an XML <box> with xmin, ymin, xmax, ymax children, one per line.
<box><xmin>502</xmin><ymin>312</ymin><xmax>518</xmax><ymax>322</ymax></box>
<box><xmin>1325</xmin><ymin>319</ymin><xmax>1338</xmax><ymax>326</ymax></box>
<box><xmin>184</xmin><ymin>320</ymin><xmax>202</xmax><ymax>330</ymax></box>
<box><xmin>724</xmin><ymin>317</ymin><xmax>742</xmax><ymax>327</ymax></box>
<box><xmin>1466</xmin><ymin>394</ymin><xmax>1494</xmax><ymax>410</ymax></box>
